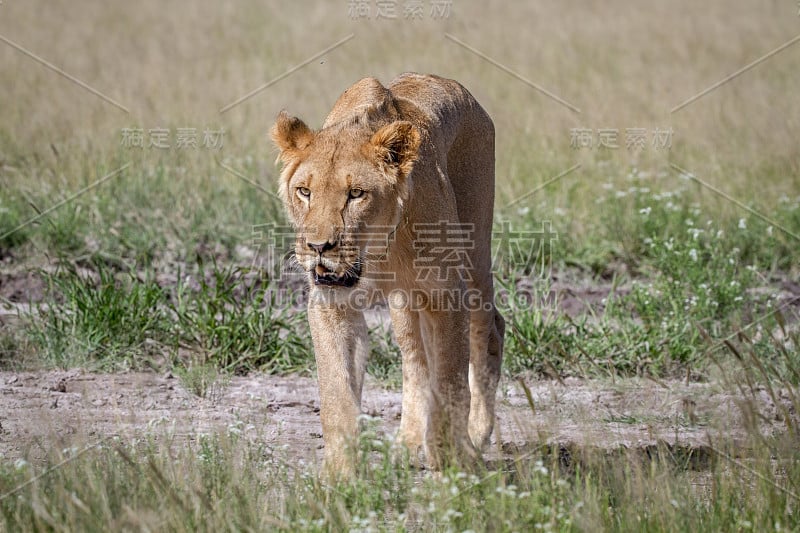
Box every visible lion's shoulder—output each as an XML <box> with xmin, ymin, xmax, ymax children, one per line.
<box><xmin>322</xmin><ymin>73</ymin><xmax>475</xmax><ymax>134</ymax></box>
<box><xmin>323</xmin><ymin>77</ymin><xmax>397</xmax><ymax>129</ymax></box>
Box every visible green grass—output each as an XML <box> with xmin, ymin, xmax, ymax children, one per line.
<box><xmin>499</xmin><ymin>176</ymin><xmax>798</xmax><ymax>379</ymax></box>
<box><xmin>27</xmin><ymin>265</ymin><xmax>168</xmax><ymax>370</ymax></box>
<box><xmin>8</xmin><ymin>179</ymin><xmax>798</xmax><ymax>381</ymax></box>
<box><xmin>367</xmin><ymin>321</ymin><xmax>403</xmax><ymax>389</ymax></box>
<box><xmin>174</xmin><ymin>360</ymin><xmax>231</xmax><ymax>400</ymax></box>
<box><xmin>0</xmin><ymin>158</ymin><xmax>285</xmax><ymax>268</ymax></box>
<box><xmin>20</xmin><ymin>261</ymin><xmax>312</xmax><ymax>374</ymax></box>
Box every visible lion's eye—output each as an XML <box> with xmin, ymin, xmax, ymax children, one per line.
<box><xmin>348</xmin><ymin>188</ymin><xmax>364</xmax><ymax>199</ymax></box>
<box><xmin>297</xmin><ymin>187</ymin><xmax>311</xmax><ymax>198</ymax></box>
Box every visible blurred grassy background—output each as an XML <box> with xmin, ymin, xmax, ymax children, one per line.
<box><xmin>1</xmin><ymin>0</ymin><xmax>798</xmax><ymax>265</ymax></box>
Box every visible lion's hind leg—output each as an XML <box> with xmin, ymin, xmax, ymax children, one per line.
<box><xmin>467</xmin><ymin>295</ymin><xmax>505</xmax><ymax>450</ymax></box>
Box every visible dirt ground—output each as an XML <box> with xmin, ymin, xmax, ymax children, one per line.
<box><xmin>0</xmin><ymin>369</ymin><xmax>791</xmax><ymax>467</ymax></box>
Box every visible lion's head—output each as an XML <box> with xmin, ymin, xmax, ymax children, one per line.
<box><xmin>271</xmin><ymin>109</ymin><xmax>421</xmax><ymax>288</ymax></box>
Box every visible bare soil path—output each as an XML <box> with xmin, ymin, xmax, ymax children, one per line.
<box><xmin>0</xmin><ymin>370</ymin><xmax>789</xmax><ymax>466</ymax></box>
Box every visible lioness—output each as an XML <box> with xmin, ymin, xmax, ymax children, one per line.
<box><xmin>271</xmin><ymin>73</ymin><xmax>504</xmax><ymax>474</ymax></box>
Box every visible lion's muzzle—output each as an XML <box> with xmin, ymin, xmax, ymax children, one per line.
<box><xmin>304</xmin><ymin>238</ymin><xmax>362</xmax><ymax>287</ymax></box>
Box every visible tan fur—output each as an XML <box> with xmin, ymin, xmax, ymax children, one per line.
<box><xmin>271</xmin><ymin>73</ymin><xmax>504</xmax><ymax>475</ymax></box>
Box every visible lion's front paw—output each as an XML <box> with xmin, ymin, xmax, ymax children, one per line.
<box><xmin>321</xmin><ymin>449</ymin><xmax>357</xmax><ymax>481</ymax></box>
<box><xmin>394</xmin><ymin>423</ymin><xmax>425</xmax><ymax>468</ymax></box>
<box><xmin>423</xmin><ymin>432</ymin><xmax>482</xmax><ymax>472</ymax></box>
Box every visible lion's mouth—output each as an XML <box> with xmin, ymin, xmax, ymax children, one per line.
<box><xmin>312</xmin><ymin>262</ymin><xmax>361</xmax><ymax>287</ymax></box>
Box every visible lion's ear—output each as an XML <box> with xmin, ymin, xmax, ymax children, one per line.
<box><xmin>270</xmin><ymin>111</ymin><xmax>314</xmax><ymax>165</ymax></box>
<box><xmin>367</xmin><ymin>121</ymin><xmax>421</xmax><ymax>178</ymax></box>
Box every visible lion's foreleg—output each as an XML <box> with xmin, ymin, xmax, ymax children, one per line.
<box><xmin>421</xmin><ymin>307</ymin><xmax>478</xmax><ymax>469</ymax></box>
<box><xmin>308</xmin><ymin>302</ymin><xmax>369</xmax><ymax>477</ymax></box>
<box><xmin>389</xmin><ymin>303</ymin><xmax>430</xmax><ymax>464</ymax></box>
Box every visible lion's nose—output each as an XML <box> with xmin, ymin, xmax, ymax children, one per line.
<box><xmin>307</xmin><ymin>240</ymin><xmax>335</xmax><ymax>255</ymax></box>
